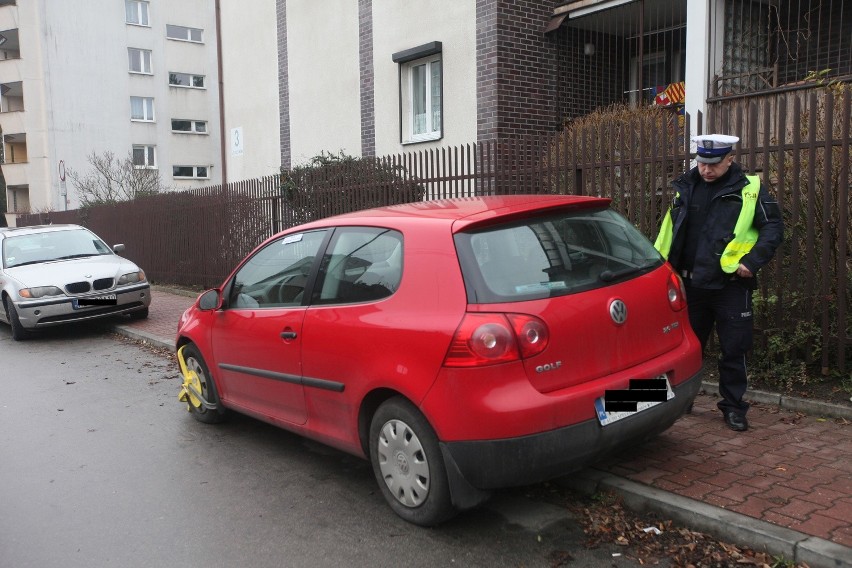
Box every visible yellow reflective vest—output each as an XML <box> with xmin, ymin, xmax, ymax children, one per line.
<box><xmin>654</xmin><ymin>175</ymin><xmax>761</xmax><ymax>273</ymax></box>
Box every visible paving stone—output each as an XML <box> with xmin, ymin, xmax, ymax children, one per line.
<box><xmin>703</xmin><ymin>470</ymin><xmax>749</xmax><ymax>489</ymax></box>
<box><xmin>797</xmin><ymin>484</ymin><xmax>849</xmax><ymax>507</ymax></box>
<box><xmin>793</xmin><ymin>513</ymin><xmax>851</xmax><ymax>542</ymax></box>
<box><xmin>770</xmin><ymin>498</ymin><xmax>827</xmax><ymax>521</ymax></box>
<box><xmin>830</xmin><ymin>522</ymin><xmax>852</xmax><ymax>548</ymax></box>
<box><xmin>625</xmin><ymin>467</ymin><xmax>669</xmax><ymax>485</ymax></box>
<box><xmin>710</xmin><ymin>483</ymin><xmax>762</xmax><ymax>503</ymax></box>
<box><xmin>757</xmin><ymin>484</ymin><xmax>808</xmax><ymax>506</ymax></box>
<box><xmin>819</xmin><ymin>500</ymin><xmax>852</xmax><ymax>523</ymax></box>
<box><xmin>777</xmin><ymin>473</ymin><xmax>834</xmax><ymax>493</ymax></box>
<box><xmin>729</xmin><ymin>494</ymin><xmax>787</xmax><ymax>518</ymax></box>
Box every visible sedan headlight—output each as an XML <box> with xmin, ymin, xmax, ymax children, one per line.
<box><xmin>117</xmin><ymin>270</ymin><xmax>146</xmax><ymax>285</ymax></box>
<box><xmin>19</xmin><ymin>286</ymin><xmax>64</xmax><ymax>299</ymax></box>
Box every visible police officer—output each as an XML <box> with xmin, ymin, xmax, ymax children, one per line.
<box><xmin>655</xmin><ymin>134</ymin><xmax>784</xmax><ymax>431</ymax></box>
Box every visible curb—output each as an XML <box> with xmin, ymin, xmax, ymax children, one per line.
<box><xmin>558</xmin><ymin>469</ymin><xmax>851</xmax><ymax>568</ymax></box>
<box><xmin>702</xmin><ymin>380</ymin><xmax>852</xmax><ymax>421</ymax></box>
<box><xmin>112</xmin><ymin>325</ymin><xmax>174</xmax><ymax>352</ymax></box>
<box><xmin>150</xmin><ymin>284</ymin><xmax>203</xmax><ymax>299</ymax></box>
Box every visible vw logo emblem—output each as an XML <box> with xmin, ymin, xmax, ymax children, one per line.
<box><xmin>609</xmin><ymin>299</ymin><xmax>627</xmax><ymax>325</ymax></box>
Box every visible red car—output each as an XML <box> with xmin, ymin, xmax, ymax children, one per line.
<box><xmin>176</xmin><ymin>195</ymin><xmax>702</xmax><ymax>526</ymax></box>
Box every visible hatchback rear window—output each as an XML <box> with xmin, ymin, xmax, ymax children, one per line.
<box><xmin>455</xmin><ymin>207</ymin><xmax>663</xmax><ymax>303</ymax></box>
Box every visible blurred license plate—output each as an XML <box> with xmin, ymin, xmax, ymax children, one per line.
<box><xmin>72</xmin><ymin>294</ymin><xmax>117</xmax><ymax>309</ymax></box>
<box><xmin>594</xmin><ymin>374</ymin><xmax>674</xmax><ymax>426</ymax></box>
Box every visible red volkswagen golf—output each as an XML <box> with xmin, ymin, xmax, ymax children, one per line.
<box><xmin>176</xmin><ymin>195</ymin><xmax>702</xmax><ymax>526</ymax></box>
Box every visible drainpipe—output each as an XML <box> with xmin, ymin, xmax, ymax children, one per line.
<box><xmin>215</xmin><ymin>0</ymin><xmax>227</xmax><ymax>186</ymax></box>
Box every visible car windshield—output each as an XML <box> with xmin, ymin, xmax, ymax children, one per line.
<box><xmin>3</xmin><ymin>229</ymin><xmax>113</xmax><ymax>269</ymax></box>
<box><xmin>455</xmin><ymin>207</ymin><xmax>664</xmax><ymax>303</ymax></box>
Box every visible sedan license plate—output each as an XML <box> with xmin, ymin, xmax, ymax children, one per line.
<box><xmin>594</xmin><ymin>374</ymin><xmax>674</xmax><ymax>426</ymax></box>
<box><xmin>73</xmin><ymin>294</ymin><xmax>117</xmax><ymax>309</ymax></box>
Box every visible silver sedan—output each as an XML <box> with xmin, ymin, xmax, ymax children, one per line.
<box><xmin>0</xmin><ymin>224</ymin><xmax>151</xmax><ymax>340</ymax></box>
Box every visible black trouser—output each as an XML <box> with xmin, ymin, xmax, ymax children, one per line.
<box><xmin>684</xmin><ymin>279</ymin><xmax>753</xmax><ymax>416</ymax></box>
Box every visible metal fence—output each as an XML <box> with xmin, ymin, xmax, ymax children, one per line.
<box><xmin>17</xmin><ymin>91</ymin><xmax>851</xmax><ymax>373</ymax></box>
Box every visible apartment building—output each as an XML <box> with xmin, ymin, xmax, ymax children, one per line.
<box><xmin>0</xmin><ymin>0</ymin><xmax>222</xmax><ymax>226</ymax></box>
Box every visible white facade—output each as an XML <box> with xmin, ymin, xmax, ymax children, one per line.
<box><xmin>371</xmin><ymin>0</ymin><xmax>477</xmax><ymax>156</ymax></box>
<box><xmin>285</xmin><ymin>0</ymin><xmax>362</xmax><ymax>165</ymax></box>
<box><xmin>219</xmin><ymin>0</ymin><xmax>281</xmax><ymax>181</ymax></box>
<box><xmin>278</xmin><ymin>0</ymin><xmax>478</xmax><ymax>165</ymax></box>
<box><xmin>1</xmin><ymin>0</ymin><xmax>222</xmax><ymax>226</ymax></box>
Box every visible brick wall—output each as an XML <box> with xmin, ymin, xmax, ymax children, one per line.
<box><xmin>277</xmin><ymin>0</ymin><xmax>291</xmax><ymax>169</ymax></box>
<box><xmin>476</xmin><ymin>0</ymin><xmax>564</xmax><ymax>141</ymax></box>
<box><xmin>359</xmin><ymin>0</ymin><xmax>376</xmax><ymax>157</ymax></box>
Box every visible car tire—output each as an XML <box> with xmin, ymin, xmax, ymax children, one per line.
<box><xmin>180</xmin><ymin>343</ymin><xmax>228</xmax><ymax>424</ymax></box>
<box><xmin>4</xmin><ymin>297</ymin><xmax>31</xmax><ymax>341</ymax></box>
<box><xmin>369</xmin><ymin>397</ymin><xmax>456</xmax><ymax>526</ymax></box>
<box><xmin>129</xmin><ymin>307</ymin><xmax>149</xmax><ymax>320</ymax></box>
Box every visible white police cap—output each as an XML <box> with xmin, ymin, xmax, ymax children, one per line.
<box><xmin>693</xmin><ymin>134</ymin><xmax>739</xmax><ymax>164</ymax></box>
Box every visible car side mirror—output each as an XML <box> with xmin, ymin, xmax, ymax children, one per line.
<box><xmin>113</xmin><ymin>244</ymin><xmax>126</xmax><ymax>253</ymax></box>
<box><xmin>198</xmin><ymin>289</ymin><xmax>222</xmax><ymax>311</ymax></box>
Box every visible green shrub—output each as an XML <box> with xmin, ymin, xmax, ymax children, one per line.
<box><xmin>280</xmin><ymin>151</ymin><xmax>425</xmax><ymax>225</ymax></box>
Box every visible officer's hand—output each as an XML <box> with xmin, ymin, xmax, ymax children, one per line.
<box><xmin>736</xmin><ymin>263</ymin><xmax>753</xmax><ymax>278</ymax></box>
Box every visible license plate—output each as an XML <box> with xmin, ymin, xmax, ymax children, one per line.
<box><xmin>72</xmin><ymin>294</ymin><xmax>117</xmax><ymax>309</ymax></box>
<box><xmin>594</xmin><ymin>374</ymin><xmax>674</xmax><ymax>426</ymax></box>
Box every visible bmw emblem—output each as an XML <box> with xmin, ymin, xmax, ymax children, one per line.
<box><xmin>609</xmin><ymin>299</ymin><xmax>627</xmax><ymax>325</ymax></box>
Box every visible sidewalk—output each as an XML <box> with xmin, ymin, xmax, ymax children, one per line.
<box><xmin>115</xmin><ymin>287</ymin><xmax>851</xmax><ymax>568</ymax></box>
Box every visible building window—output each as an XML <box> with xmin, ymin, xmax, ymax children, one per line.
<box><xmin>132</xmin><ymin>145</ymin><xmax>156</xmax><ymax>168</ymax></box>
<box><xmin>125</xmin><ymin>0</ymin><xmax>149</xmax><ymax>26</ymax></box>
<box><xmin>173</xmin><ymin>165</ymin><xmax>209</xmax><ymax>179</ymax></box>
<box><xmin>128</xmin><ymin>48</ymin><xmax>152</xmax><ymax>74</ymax></box>
<box><xmin>392</xmin><ymin>42</ymin><xmax>443</xmax><ymax>144</ymax></box>
<box><xmin>171</xmin><ymin>119</ymin><xmax>207</xmax><ymax>133</ymax></box>
<box><xmin>166</xmin><ymin>24</ymin><xmax>203</xmax><ymax>43</ymax></box>
<box><xmin>169</xmin><ymin>72</ymin><xmax>204</xmax><ymax>88</ymax></box>
<box><xmin>130</xmin><ymin>97</ymin><xmax>155</xmax><ymax>121</ymax></box>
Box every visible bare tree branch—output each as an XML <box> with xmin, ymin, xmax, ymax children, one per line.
<box><xmin>67</xmin><ymin>151</ymin><xmax>170</xmax><ymax>207</ymax></box>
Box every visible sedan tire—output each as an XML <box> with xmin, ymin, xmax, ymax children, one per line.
<box><xmin>129</xmin><ymin>307</ymin><xmax>149</xmax><ymax>321</ymax></box>
<box><xmin>369</xmin><ymin>397</ymin><xmax>455</xmax><ymax>526</ymax></box>
<box><xmin>4</xmin><ymin>297</ymin><xmax>31</xmax><ymax>341</ymax></box>
<box><xmin>181</xmin><ymin>343</ymin><xmax>228</xmax><ymax>424</ymax></box>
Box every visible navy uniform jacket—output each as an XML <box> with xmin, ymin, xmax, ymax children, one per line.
<box><xmin>665</xmin><ymin>163</ymin><xmax>784</xmax><ymax>289</ymax></box>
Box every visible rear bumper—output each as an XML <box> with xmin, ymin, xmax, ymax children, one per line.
<box><xmin>14</xmin><ymin>283</ymin><xmax>151</xmax><ymax>329</ymax></box>
<box><xmin>440</xmin><ymin>369</ymin><xmax>702</xmax><ymax>492</ymax></box>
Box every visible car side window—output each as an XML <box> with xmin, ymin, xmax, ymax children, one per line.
<box><xmin>313</xmin><ymin>227</ymin><xmax>403</xmax><ymax>305</ymax></box>
<box><xmin>230</xmin><ymin>230</ymin><xmax>327</xmax><ymax>309</ymax></box>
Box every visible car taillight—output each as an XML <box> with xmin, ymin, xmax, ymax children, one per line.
<box><xmin>667</xmin><ymin>271</ymin><xmax>687</xmax><ymax>311</ymax></box>
<box><xmin>443</xmin><ymin>313</ymin><xmax>549</xmax><ymax>368</ymax></box>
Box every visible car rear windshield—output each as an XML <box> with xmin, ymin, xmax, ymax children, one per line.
<box><xmin>455</xmin><ymin>207</ymin><xmax>663</xmax><ymax>303</ymax></box>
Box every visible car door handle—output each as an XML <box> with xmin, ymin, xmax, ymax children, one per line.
<box><xmin>280</xmin><ymin>331</ymin><xmax>298</xmax><ymax>340</ymax></box>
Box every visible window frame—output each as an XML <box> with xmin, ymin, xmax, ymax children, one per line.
<box><xmin>168</xmin><ymin>72</ymin><xmax>205</xmax><ymax>89</ymax></box>
<box><xmin>312</xmin><ymin>227</ymin><xmax>404</xmax><ymax>305</ymax></box>
<box><xmin>171</xmin><ymin>119</ymin><xmax>208</xmax><ymax>134</ymax></box>
<box><xmin>128</xmin><ymin>47</ymin><xmax>153</xmax><ymax>75</ymax></box>
<box><xmin>227</xmin><ymin>230</ymin><xmax>329</xmax><ymax>309</ymax></box>
<box><xmin>166</xmin><ymin>24</ymin><xmax>203</xmax><ymax>43</ymax></box>
<box><xmin>130</xmin><ymin>96</ymin><xmax>155</xmax><ymax>122</ymax></box>
<box><xmin>132</xmin><ymin>145</ymin><xmax>156</xmax><ymax>169</ymax></box>
<box><xmin>172</xmin><ymin>165</ymin><xmax>210</xmax><ymax>179</ymax></box>
<box><xmin>125</xmin><ymin>0</ymin><xmax>150</xmax><ymax>27</ymax></box>
<box><xmin>392</xmin><ymin>42</ymin><xmax>443</xmax><ymax>145</ymax></box>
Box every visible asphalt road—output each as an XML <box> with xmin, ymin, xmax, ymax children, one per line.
<box><xmin>0</xmin><ymin>323</ymin><xmax>648</xmax><ymax>568</ymax></box>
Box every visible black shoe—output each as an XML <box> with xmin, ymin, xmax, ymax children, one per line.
<box><xmin>685</xmin><ymin>401</ymin><xmax>694</xmax><ymax>414</ymax></box>
<box><xmin>723</xmin><ymin>411</ymin><xmax>748</xmax><ymax>432</ymax></box>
